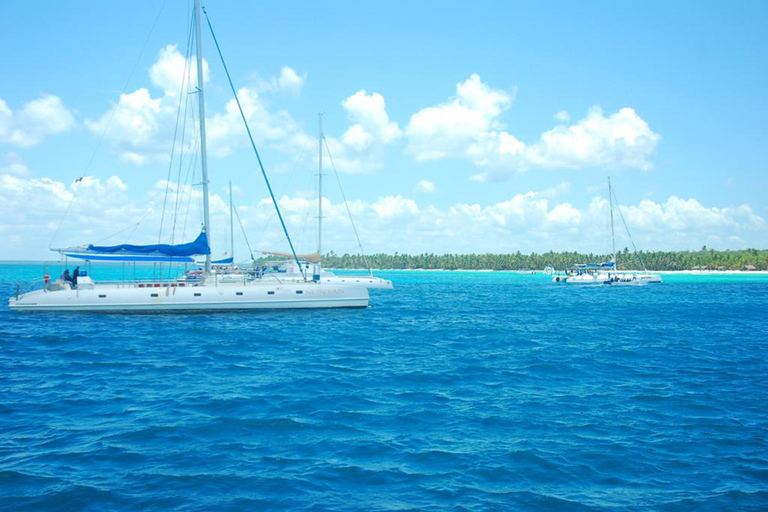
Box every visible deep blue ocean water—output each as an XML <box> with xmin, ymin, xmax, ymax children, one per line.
<box><xmin>1</xmin><ymin>264</ymin><xmax>767</xmax><ymax>511</ymax></box>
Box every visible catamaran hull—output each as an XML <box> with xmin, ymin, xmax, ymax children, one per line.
<box><xmin>8</xmin><ymin>283</ymin><xmax>369</xmax><ymax>312</ymax></box>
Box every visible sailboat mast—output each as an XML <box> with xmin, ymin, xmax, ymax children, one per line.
<box><xmin>194</xmin><ymin>0</ymin><xmax>212</xmax><ymax>274</ymax></box>
<box><xmin>608</xmin><ymin>176</ymin><xmax>616</xmax><ymax>268</ymax></box>
<box><xmin>317</xmin><ymin>113</ymin><xmax>324</xmax><ymax>262</ymax></box>
<box><xmin>229</xmin><ymin>181</ymin><xmax>234</xmax><ymax>262</ymax></box>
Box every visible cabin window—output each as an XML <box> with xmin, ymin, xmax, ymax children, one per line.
<box><xmin>98</xmin><ymin>294</ymin><xmax>107</xmax><ymax>298</ymax></box>
<box><xmin>151</xmin><ymin>293</ymin><xmax>158</xmax><ymax>298</ymax></box>
<box><xmin>296</xmin><ymin>290</ymin><xmax>303</xmax><ymax>295</ymax></box>
<box><xmin>194</xmin><ymin>293</ymin><xmax>202</xmax><ymax>297</ymax></box>
<box><xmin>267</xmin><ymin>291</ymin><xmax>275</xmax><ymax>295</ymax></box>
<box><xmin>236</xmin><ymin>292</ymin><xmax>243</xmax><ymax>296</ymax></box>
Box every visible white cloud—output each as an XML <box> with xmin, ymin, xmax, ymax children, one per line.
<box><xmin>414</xmin><ymin>179</ymin><xmax>436</xmax><ymax>193</ymax></box>
<box><xmin>0</xmin><ymin>153</ymin><xmax>30</xmax><ymax>176</ymax></box>
<box><xmin>342</xmin><ymin>90</ymin><xmax>402</xmax><ymax>144</ymax></box>
<box><xmin>1</xmin><ymin>172</ymin><xmax>765</xmax><ymax>259</ymax></box>
<box><xmin>405</xmin><ymin>73</ymin><xmax>513</xmax><ymax>162</ymax></box>
<box><xmin>526</xmin><ymin>106</ymin><xmax>660</xmax><ymax>171</ymax></box>
<box><xmin>405</xmin><ymin>74</ymin><xmax>660</xmax><ymax>179</ymax></box>
<box><xmin>85</xmin><ymin>45</ymin><xmax>210</xmax><ymax>164</ymax></box>
<box><xmin>277</xmin><ymin>67</ymin><xmax>305</xmax><ymax>93</ymax></box>
<box><xmin>207</xmin><ymin>86</ymin><xmax>305</xmax><ymax>158</ymax></box>
<box><xmin>0</xmin><ymin>94</ymin><xmax>75</xmax><ymax>147</ymax></box>
<box><xmin>149</xmin><ymin>44</ymin><xmax>209</xmax><ymax>96</ymax></box>
<box><xmin>87</xmin><ymin>44</ymin><xmax>397</xmax><ymax>173</ymax></box>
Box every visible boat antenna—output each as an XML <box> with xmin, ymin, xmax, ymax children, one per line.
<box><xmin>608</xmin><ymin>176</ymin><xmax>616</xmax><ymax>270</ymax></box>
<box><xmin>203</xmin><ymin>6</ymin><xmax>306</xmax><ymax>280</ymax></box>
<box><xmin>317</xmin><ymin>112</ymin><xmax>324</xmax><ymax>266</ymax></box>
<box><xmin>194</xmin><ymin>0</ymin><xmax>212</xmax><ymax>274</ymax></box>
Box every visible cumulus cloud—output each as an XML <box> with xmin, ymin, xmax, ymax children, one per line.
<box><xmin>309</xmin><ymin>90</ymin><xmax>402</xmax><ymax>173</ymax></box>
<box><xmin>85</xmin><ymin>45</ymin><xmax>209</xmax><ymax>164</ymax></box>
<box><xmin>86</xmin><ymin>45</ymin><xmax>311</xmax><ymax>163</ymax></box>
<box><xmin>277</xmin><ymin>67</ymin><xmax>305</xmax><ymax>93</ymax></box>
<box><xmin>405</xmin><ymin>74</ymin><xmax>513</xmax><ymax>162</ymax></box>
<box><xmin>525</xmin><ymin>106</ymin><xmax>660</xmax><ymax>170</ymax></box>
<box><xmin>86</xmin><ymin>45</ymin><xmax>398</xmax><ymax>173</ymax></box>
<box><xmin>414</xmin><ymin>179</ymin><xmax>436</xmax><ymax>193</ymax></box>
<box><xmin>246</xmin><ymin>190</ymin><xmax>767</xmax><ymax>256</ymax></box>
<box><xmin>0</xmin><ymin>94</ymin><xmax>75</xmax><ymax>147</ymax></box>
<box><xmin>0</xmin><ymin>153</ymin><xmax>30</xmax><ymax>176</ymax></box>
<box><xmin>1</xmin><ymin>170</ymin><xmax>765</xmax><ymax>259</ymax></box>
<box><xmin>405</xmin><ymin>74</ymin><xmax>660</xmax><ymax>180</ymax></box>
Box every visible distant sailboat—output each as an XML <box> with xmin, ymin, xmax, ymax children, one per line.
<box><xmin>257</xmin><ymin>113</ymin><xmax>393</xmax><ymax>289</ymax></box>
<box><xmin>553</xmin><ymin>177</ymin><xmax>662</xmax><ymax>286</ymax></box>
<box><xmin>9</xmin><ymin>0</ymin><xmax>378</xmax><ymax>311</ymax></box>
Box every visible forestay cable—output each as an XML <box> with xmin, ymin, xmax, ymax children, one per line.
<box><xmin>612</xmin><ymin>187</ymin><xmax>648</xmax><ymax>271</ymax></box>
<box><xmin>203</xmin><ymin>7</ymin><xmax>305</xmax><ymax>279</ymax></box>
<box><xmin>323</xmin><ymin>137</ymin><xmax>373</xmax><ymax>275</ymax></box>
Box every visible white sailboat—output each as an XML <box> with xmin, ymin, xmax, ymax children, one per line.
<box><xmin>9</xmin><ymin>0</ymin><xmax>377</xmax><ymax>312</ymax></box>
<box><xmin>553</xmin><ymin>177</ymin><xmax>661</xmax><ymax>286</ymax></box>
<box><xmin>256</xmin><ymin>113</ymin><xmax>393</xmax><ymax>290</ymax></box>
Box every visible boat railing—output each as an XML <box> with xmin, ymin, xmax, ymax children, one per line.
<box><xmin>90</xmin><ymin>277</ymin><xmax>200</xmax><ymax>289</ymax></box>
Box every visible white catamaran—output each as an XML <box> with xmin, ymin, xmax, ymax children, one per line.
<box><xmin>9</xmin><ymin>0</ymin><xmax>389</xmax><ymax>312</ymax></box>
<box><xmin>552</xmin><ymin>177</ymin><xmax>662</xmax><ymax>286</ymax></box>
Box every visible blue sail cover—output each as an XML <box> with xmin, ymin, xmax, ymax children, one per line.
<box><xmin>574</xmin><ymin>261</ymin><xmax>616</xmax><ymax>269</ymax></box>
<box><xmin>65</xmin><ymin>253</ymin><xmax>195</xmax><ymax>263</ymax></box>
<box><xmin>212</xmin><ymin>257</ymin><xmax>234</xmax><ymax>264</ymax></box>
<box><xmin>87</xmin><ymin>231</ymin><xmax>210</xmax><ymax>257</ymax></box>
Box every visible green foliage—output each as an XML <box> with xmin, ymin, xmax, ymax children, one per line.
<box><xmin>320</xmin><ymin>248</ymin><xmax>768</xmax><ymax>271</ymax></box>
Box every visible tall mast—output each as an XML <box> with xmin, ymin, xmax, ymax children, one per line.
<box><xmin>229</xmin><ymin>181</ymin><xmax>234</xmax><ymax>262</ymax></box>
<box><xmin>194</xmin><ymin>0</ymin><xmax>212</xmax><ymax>274</ymax></box>
<box><xmin>608</xmin><ymin>176</ymin><xmax>616</xmax><ymax>268</ymax></box>
<box><xmin>317</xmin><ymin>112</ymin><xmax>324</xmax><ymax>261</ymax></box>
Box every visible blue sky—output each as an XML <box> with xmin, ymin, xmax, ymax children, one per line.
<box><xmin>1</xmin><ymin>1</ymin><xmax>766</xmax><ymax>259</ymax></box>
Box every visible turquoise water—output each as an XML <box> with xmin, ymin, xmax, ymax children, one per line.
<box><xmin>1</xmin><ymin>264</ymin><xmax>767</xmax><ymax>510</ymax></box>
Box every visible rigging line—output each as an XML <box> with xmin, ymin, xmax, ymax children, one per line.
<box><xmin>252</xmin><ymin>138</ymin><xmax>311</xmax><ymax>250</ymax></box>
<box><xmin>612</xmin><ymin>187</ymin><xmax>648</xmax><ymax>271</ymax></box>
<box><xmin>323</xmin><ymin>136</ymin><xmax>373</xmax><ymax>275</ymax></box>
<box><xmin>126</xmin><ymin>209</ymin><xmax>154</xmax><ymax>243</ymax></box>
<box><xmin>93</xmin><ymin>219</ymin><xmax>145</xmax><ymax>244</ymax></box>
<box><xmin>158</xmin><ymin>10</ymin><xmax>195</xmax><ymax>243</ymax></box>
<box><xmin>84</xmin><ymin>0</ymin><xmax>170</xmax><ymax>178</ymax></box>
<box><xmin>49</xmin><ymin>0</ymin><xmax>169</xmax><ymax>250</ymax></box>
<box><xmin>180</xmin><ymin>135</ymin><xmax>200</xmax><ymax>241</ymax></box>
<box><xmin>169</xmin><ymin>20</ymin><xmax>196</xmax><ymax>246</ymax></box>
<box><xmin>232</xmin><ymin>200</ymin><xmax>256</xmax><ymax>261</ymax></box>
<box><xmin>203</xmin><ymin>8</ymin><xmax>305</xmax><ymax>280</ymax></box>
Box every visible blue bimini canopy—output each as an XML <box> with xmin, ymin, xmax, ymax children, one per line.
<box><xmin>87</xmin><ymin>231</ymin><xmax>210</xmax><ymax>257</ymax></box>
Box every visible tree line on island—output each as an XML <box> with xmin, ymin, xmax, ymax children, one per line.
<box><xmin>317</xmin><ymin>247</ymin><xmax>768</xmax><ymax>271</ymax></box>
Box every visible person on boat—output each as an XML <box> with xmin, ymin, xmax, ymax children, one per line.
<box><xmin>62</xmin><ymin>269</ymin><xmax>72</xmax><ymax>286</ymax></box>
<box><xmin>72</xmin><ymin>266</ymin><xmax>80</xmax><ymax>288</ymax></box>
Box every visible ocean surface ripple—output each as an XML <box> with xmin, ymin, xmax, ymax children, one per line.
<box><xmin>1</xmin><ymin>266</ymin><xmax>767</xmax><ymax>511</ymax></box>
